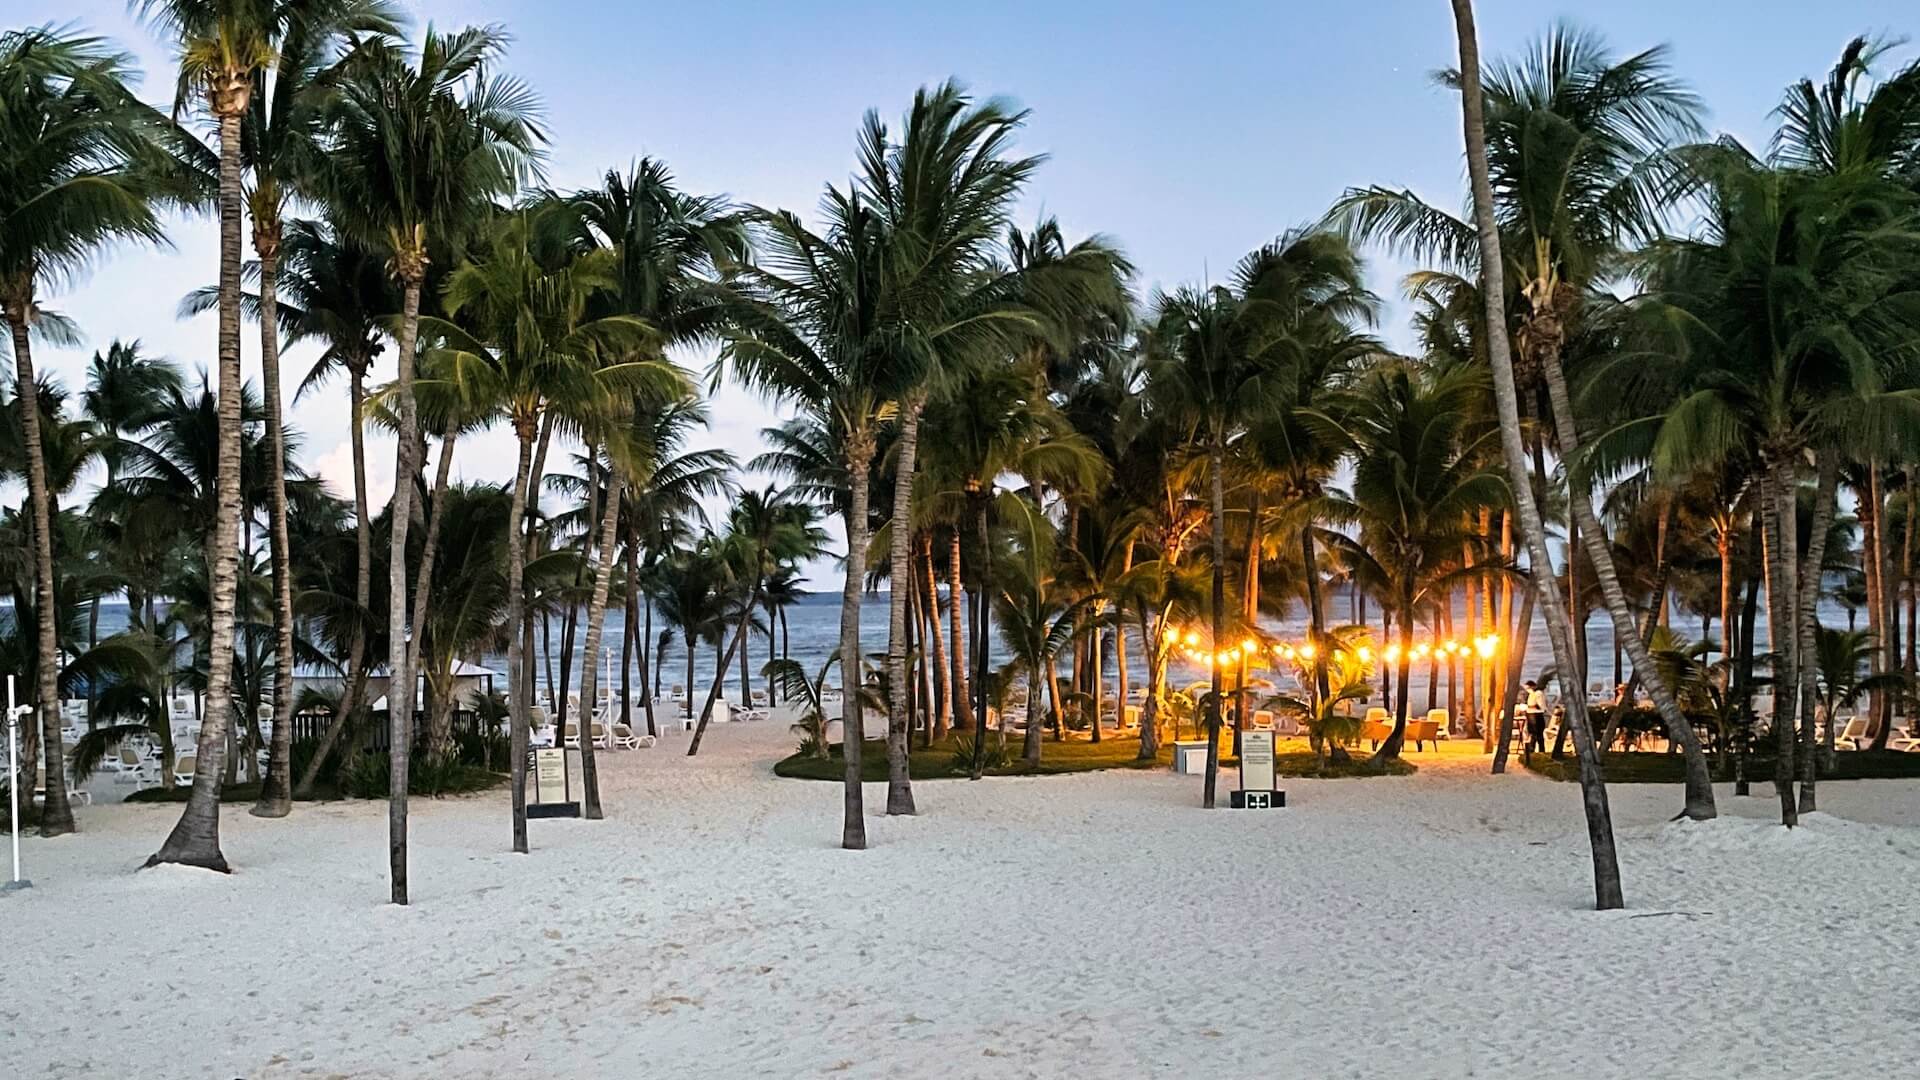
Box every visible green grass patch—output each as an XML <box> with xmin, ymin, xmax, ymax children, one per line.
<box><xmin>773</xmin><ymin>734</ymin><xmax>1415</xmax><ymax>781</ymax></box>
<box><xmin>1521</xmin><ymin>750</ymin><xmax>1920</xmax><ymax>783</ymax></box>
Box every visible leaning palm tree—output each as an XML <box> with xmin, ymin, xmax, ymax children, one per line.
<box><xmin>1449</xmin><ymin>0</ymin><xmax>1624</xmax><ymax>908</ymax></box>
<box><xmin>319</xmin><ymin>25</ymin><xmax>542</xmax><ymax>900</ymax></box>
<box><xmin>237</xmin><ymin>0</ymin><xmax>404</xmax><ymax>819</ymax></box>
<box><xmin>0</xmin><ymin>27</ymin><xmax>198</xmax><ymax>839</ymax></box>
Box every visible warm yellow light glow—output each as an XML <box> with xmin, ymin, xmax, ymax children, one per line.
<box><xmin>1383</xmin><ymin>644</ymin><xmax>1401</xmax><ymax>663</ymax></box>
<box><xmin>1442</xmin><ymin>640</ymin><xmax>1459</xmax><ymax>656</ymax></box>
<box><xmin>1241</xmin><ymin>638</ymin><xmax>1257</xmax><ymax>654</ymax></box>
<box><xmin>1298</xmin><ymin>642</ymin><xmax>1317</xmax><ymax>660</ymax></box>
<box><xmin>1356</xmin><ymin>645</ymin><xmax>1373</xmax><ymax>662</ymax></box>
<box><xmin>1216</xmin><ymin>652</ymin><xmax>1233</xmax><ymax>668</ymax></box>
<box><xmin>1163</xmin><ymin>626</ymin><xmax>1179</xmax><ymax>643</ymax></box>
<box><xmin>1184</xmin><ymin>631</ymin><xmax>1201</xmax><ymax>646</ymax></box>
<box><xmin>1475</xmin><ymin>634</ymin><xmax>1498</xmax><ymax>658</ymax></box>
<box><xmin>1412</xmin><ymin>643</ymin><xmax>1431</xmax><ymax>660</ymax></box>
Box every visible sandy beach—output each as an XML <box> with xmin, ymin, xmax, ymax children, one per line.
<box><xmin>6</xmin><ymin>715</ymin><xmax>1918</xmax><ymax>1078</ymax></box>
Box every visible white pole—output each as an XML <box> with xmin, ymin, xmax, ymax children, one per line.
<box><xmin>7</xmin><ymin>675</ymin><xmax>23</xmax><ymax>889</ymax></box>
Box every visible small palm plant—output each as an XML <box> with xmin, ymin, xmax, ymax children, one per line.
<box><xmin>765</xmin><ymin>653</ymin><xmax>843</xmax><ymax>761</ymax></box>
<box><xmin>1266</xmin><ymin>641</ymin><xmax>1373</xmax><ymax>763</ymax></box>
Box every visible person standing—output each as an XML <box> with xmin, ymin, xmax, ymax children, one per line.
<box><xmin>1523</xmin><ymin>679</ymin><xmax>1548</xmax><ymax>755</ymax></box>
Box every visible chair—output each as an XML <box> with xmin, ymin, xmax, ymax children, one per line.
<box><xmin>751</xmin><ymin>689</ymin><xmax>769</xmax><ymax>708</ymax></box>
<box><xmin>1832</xmin><ymin>716</ymin><xmax>1871</xmax><ymax>750</ymax></box>
<box><xmin>1889</xmin><ymin>721</ymin><xmax>1919</xmax><ymax>752</ymax></box>
<box><xmin>588</xmin><ymin>721</ymin><xmax>612</xmax><ymax>749</ymax></box>
<box><xmin>610</xmin><ymin>722</ymin><xmax>642</xmax><ymax>750</ymax></box>
<box><xmin>1273</xmin><ymin>711</ymin><xmax>1303</xmax><ymax>737</ymax></box>
<box><xmin>111</xmin><ymin>745</ymin><xmax>159</xmax><ymax>787</ymax></box>
<box><xmin>1251</xmin><ymin>709</ymin><xmax>1275</xmax><ymax>731</ymax></box>
<box><xmin>33</xmin><ymin>763</ymin><xmax>91</xmax><ymax>807</ymax></box>
<box><xmin>1426</xmin><ymin>708</ymin><xmax>1451</xmax><ymax>738</ymax></box>
<box><xmin>1122</xmin><ymin>704</ymin><xmax>1142</xmax><ymax>730</ymax></box>
<box><xmin>172</xmin><ymin>754</ymin><xmax>197</xmax><ymax>788</ymax></box>
<box><xmin>1405</xmin><ymin>719</ymin><xmax>1441</xmax><ymax>751</ymax></box>
<box><xmin>562</xmin><ymin>723</ymin><xmax>581</xmax><ymax>748</ymax></box>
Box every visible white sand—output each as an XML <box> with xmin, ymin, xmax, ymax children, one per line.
<box><xmin>6</xmin><ymin>719</ymin><xmax>1918</xmax><ymax>1078</ymax></box>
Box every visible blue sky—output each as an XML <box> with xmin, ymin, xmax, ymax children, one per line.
<box><xmin>38</xmin><ymin>0</ymin><xmax>1920</xmax><ymax>583</ymax></box>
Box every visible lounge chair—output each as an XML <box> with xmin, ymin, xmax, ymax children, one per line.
<box><xmin>1832</xmin><ymin>716</ymin><xmax>1871</xmax><ymax>750</ymax></box>
<box><xmin>1426</xmin><ymin>708</ymin><xmax>1451</xmax><ymax>738</ymax></box>
<box><xmin>1251</xmin><ymin>709</ymin><xmax>1275</xmax><ymax>730</ymax></box>
<box><xmin>562</xmin><ymin>723</ymin><xmax>581</xmax><ymax>748</ymax></box>
<box><xmin>1273</xmin><ymin>711</ymin><xmax>1303</xmax><ymax>737</ymax></box>
<box><xmin>33</xmin><ymin>763</ymin><xmax>90</xmax><ymax>807</ymax></box>
<box><xmin>588</xmin><ymin>721</ymin><xmax>612</xmax><ymax>749</ymax></box>
<box><xmin>1122</xmin><ymin>704</ymin><xmax>1142</xmax><ymax>730</ymax></box>
<box><xmin>110</xmin><ymin>745</ymin><xmax>159</xmax><ymax>787</ymax></box>
<box><xmin>610</xmin><ymin>722</ymin><xmax>643</xmax><ymax>749</ymax></box>
<box><xmin>172</xmin><ymin>754</ymin><xmax>197</xmax><ymax>788</ymax></box>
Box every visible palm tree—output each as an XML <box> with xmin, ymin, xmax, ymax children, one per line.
<box><xmin>319</xmin><ymin>24</ymin><xmax>542</xmax><ymax>899</ymax></box>
<box><xmin>0</xmin><ymin>27</ymin><xmax>195</xmax><ymax>839</ymax></box>
<box><xmin>134</xmin><ymin>0</ymin><xmax>283</xmax><ymax>872</ymax></box>
<box><xmin>434</xmin><ymin>206</ymin><xmax>661</xmax><ymax>853</ymax></box>
<box><xmin>719</xmin><ymin>195</ymin><xmax>898</xmax><ymax>851</ymax></box>
<box><xmin>687</xmin><ymin>488</ymin><xmax>825</xmax><ymax>755</ymax></box>
<box><xmin>1449</xmin><ymin>0</ymin><xmax>1624</xmax><ymax>908</ymax></box>
<box><xmin>1334</xmin><ymin>23</ymin><xmax>1717</xmax><ymax>821</ymax></box>
<box><xmin>1630</xmin><ymin>141</ymin><xmax>1920</xmax><ymax>822</ymax></box>
<box><xmin>1321</xmin><ymin>363</ymin><xmax>1503</xmax><ymax>763</ymax></box>
<box><xmin>415</xmin><ymin>483</ymin><xmax>510</xmax><ymax>762</ymax></box>
<box><xmin>238</xmin><ymin>0</ymin><xmax>404</xmax><ymax>819</ymax></box>
<box><xmin>269</xmin><ymin>218</ymin><xmax>399</xmax><ymax>795</ymax></box>
<box><xmin>765</xmin><ymin>654</ymin><xmax>843</xmax><ymax>759</ymax></box>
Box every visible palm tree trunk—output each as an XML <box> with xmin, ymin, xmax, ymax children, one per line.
<box><xmin>1762</xmin><ymin>455</ymin><xmax>1801</xmax><ymax>826</ymax></box>
<box><xmin>382</xmin><ymin>273</ymin><xmax>424</xmax><ymax>904</ymax></box>
<box><xmin>149</xmin><ymin>105</ymin><xmax>251</xmax><ymax>873</ymax></box>
<box><xmin>1203</xmin><ymin>442</ymin><xmax>1227</xmax><ymax>809</ymax></box>
<box><xmin>1374</xmin><ymin>584</ymin><xmax>1416</xmax><ymax>763</ymax></box>
<box><xmin>921</xmin><ymin>534</ymin><xmax>950</xmax><ymax>740</ymax></box>
<box><xmin>1796</xmin><ymin>451</ymin><xmax>1838</xmax><ymax>813</ymax></box>
<box><xmin>969</xmin><ymin>488</ymin><xmax>996</xmax><ymax>779</ymax></box>
<box><xmin>250</xmin><ymin>218</ymin><xmax>297</xmax><ymax>819</ymax></box>
<box><xmin>505</xmin><ymin>424</ymin><xmax>536</xmax><ymax>854</ymax></box>
<box><xmin>1538</xmin><ymin>347</ymin><xmax>1713</xmax><ymax>816</ymax></box>
<box><xmin>884</xmin><ymin>398</ymin><xmax>923</xmax><ymax>816</ymax></box>
<box><xmin>574</xmin><ymin>472</ymin><xmax>623</xmax><ymax>818</ymax></box>
<box><xmin>840</xmin><ymin>431</ymin><xmax>875</xmax><ymax>847</ymax></box>
<box><xmin>296</xmin><ymin>363</ymin><xmax>373</xmax><ymax>797</ymax></box>
<box><xmin>948</xmin><ymin>529</ymin><xmax>971</xmax><ymax>731</ymax></box>
<box><xmin>621</xmin><ymin>531</ymin><xmax>639</xmax><ymax>730</ymax></box>
<box><xmin>689</xmin><ymin>586</ymin><xmax>756</xmax><ymax>756</ymax></box>
<box><xmin>1451</xmin><ymin>0</ymin><xmax>1622</xmax><ymax>907</ymax></box>
<box><xmin>1491</xmin><ymin>583</ymin><xmax>1536</xmax><ymax>774</ymax></box>
<box><xmin>2</xmin><ymin>304</ymin><xmax>72</xmax><ymax>836</ymax></box>
<box><xmin>406</xmin><ymin>428</ymin><xmax>459</xmax><ymax>758</ymax></box>
<box><xmin>1137</xmin><ymin>606</ymin><xmax>1167</xmax><ymax>762</ymax></box>
<box><xmin>642</xmin><ymin>589</ymin><xmax>659</xmax><ymax>737</ymax></box>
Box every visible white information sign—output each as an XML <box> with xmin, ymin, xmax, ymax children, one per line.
<box><xmin>1239</xmin><ymin>730</ymin><xmax>1275</xmax><ymax>793</ymax></box>
<box><xmin>534</xmin><ymin>748</ymin><xmax>565</xmax><ymax>799</ymax></box>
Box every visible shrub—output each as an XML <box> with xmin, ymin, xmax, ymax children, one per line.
<box><xmin>949</xmin><ymin>734</ymin><xmax>1009</xmax><ymax>773</ymax></box>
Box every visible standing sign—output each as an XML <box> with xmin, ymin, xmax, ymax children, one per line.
<box><xmin>528</xmin><ymin>747</ymin><xmax>580</xmax><ymax>819</ymax></box>
<box><xmin>1232</xmin><ymin>729</ymin><xmax>1285</xmax><ymax>809</ymax></box>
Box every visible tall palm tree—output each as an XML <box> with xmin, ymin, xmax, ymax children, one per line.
<box><xmin>320</xmin><ymin>26</ymin><xmax>542</xmax><ymax>899</ymax></box>
<box><xmin>1449</xmin><ymin>0</ymin><xmax>1624</xmax><ymax>908</ymax></box>
<box><xmin>434</xmin><ymin>206</ymin><xmax>663</xmax><ymax>852</ymax></box>
<box><xmin>238</xmin><ymin>0</ymin><xmax>404</xmax><ymax>819</ymax></box>
<box><xmin>719</xmin><ymin>196</ymin><xmax>898</xmax><ymax>851</ymax></box>
<box><xmin>135</xmin><ymin>0</ymin><xmax>283</xmax><ymax>872</ymax></box>
<box><xmin>264</xmin><ymin>218</ymin><xmax>399</xmax><ymax>795</ymax></box>
<box><xmin>1333</xmin><ymin>23</ymin><xmax>1717</xmax><ymax>820</ymax></box>
<box><xmin>1631</xmin><ymin>147</ymin><xmax>1920</xmax><ymax>822</ymax></box>
<box><xmin>0</xmin><ymin>27</ymin><xmax>196</xmax><ymax>839</ymax></box>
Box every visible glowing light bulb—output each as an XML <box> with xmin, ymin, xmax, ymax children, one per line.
<box><xmin>1298</xmin><ymin>642</ymin><xmax>1317</xmax><ymax>660</ymax></box>
<box><xmin>1356</xmin><ymin>645</ymin><xmax>1373</xmax><ymax>662</ymax></box>
<box><xmin>1163</xmin><ymin>626</ymin><xmax>1179</xmax><ymax>643</ymax></box>
<box><xmin>1383</xmin><ymin>644</ymin><xmax>1401</xmax><ymax>663</ymax></box>
<box><xmin>1476</xmin><ymin>634</ymin><xmax>1499</xmax><ymax>658</ymax></box>
<box><xmin>1412</xmin><ymin>643</ymin><xmax>1430</xmax><ymax>660</ymax></box>
<box><xmin>1185</xmin><ymin>631</ymin><xmax>1201</xmax><ymax>647</ymax></box>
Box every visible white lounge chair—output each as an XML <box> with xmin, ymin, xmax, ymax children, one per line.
<box><xmin>34</xmin><ymin>763</ymin><xmax>90</xmax><ymax>807</ymax></box>
<box><xmin>1427</xmin><ymin>708</ymin><xmax>1451</xmax><ymax>738</ymax></box>
<box><xmin>610</xmin><ymin>722</ymin><xmax>641</xmax><ymax>749</ymax></box>
<box><xmin>588</xmin><ymin>721</ymin><xmax>612</xmax><ymax>749</ymax></box>
<box><xmin>562</xmin><ymin>723</ymin><xmax>581</xmax><ymax>748</ymax></box>
<box><xmin>172</xmin><ymin>754</ymin><xmax>196</xmax><ymax>787</ymax></box>
<box><xmin>1251</xmin><ymin>709</ymin><xmax>1275</xmax><ymax>731</ymax></box>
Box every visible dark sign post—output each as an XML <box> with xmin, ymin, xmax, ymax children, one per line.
<box><xmin>1231</xmin><ymin>729</ymin><xmax>1285</xmax><ymax>809</ymax></box>
<box><xmin>527</xmin><ymin>746</ymin><xmax>581</xmax><ymax>819</ymax></box>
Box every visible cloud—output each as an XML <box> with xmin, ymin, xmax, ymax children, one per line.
<box><xmin>315</xmin><ymin>435</ymin><xmax>395</xmax><ymax>511</ymax></box>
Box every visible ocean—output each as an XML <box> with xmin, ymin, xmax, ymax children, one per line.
<box><xmin>74</xmin><ymin>585</ymin><xmax>1855</xmax><ymax>712</ymax></box>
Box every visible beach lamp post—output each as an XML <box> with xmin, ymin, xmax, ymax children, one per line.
<box><xmin>5</xmin><ymin>676</ymin><xmax>31</xmax><ymax>893</ymax></box>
